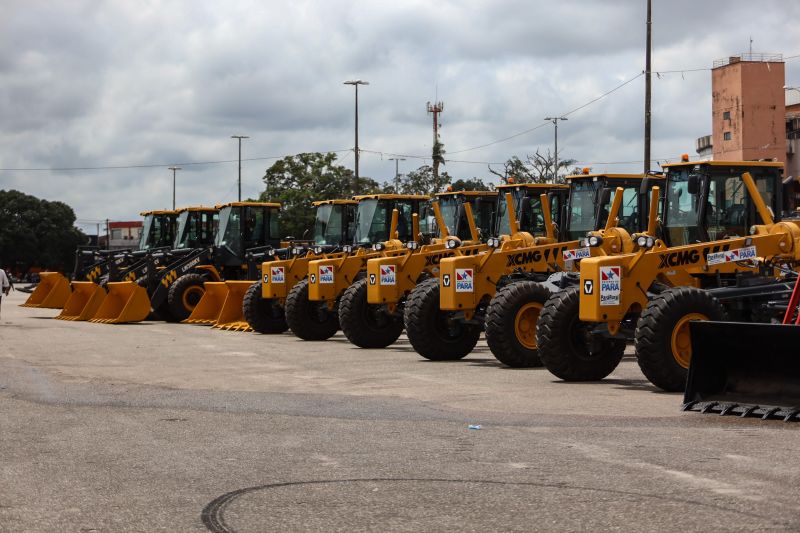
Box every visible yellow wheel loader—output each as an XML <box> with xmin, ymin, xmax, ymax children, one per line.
<box><xmin>21</xmin><ymin>209</ymin><xmax>178</xmax><ymax>310</ymax></box>
<box><xmin>537</xmin><ymin>160</ymin><xmax>800</xmax><ymax>392</ymax></box>
<box><xmin>55</xmin><ymin>210</ymin><xmax>179</xmax><ymax>321</ymax></box>
<box><xmin>407</xmin><ymin>173</ymin><xmax>661</xmax><ymax>363</ymax></box>
<box><xmin>235</xmin><ymin>199</ymin><xmax>357</xmax><ymax>334</ymax></box>
<box><xmin>285</xmin><ymin>194</ymin><xmax>429</xmax><ymax>341</ymax></box>
<box><xmin>340</xmin><ymin>190</ymin><xmax>497</xmax><ymax>348</ymax></box>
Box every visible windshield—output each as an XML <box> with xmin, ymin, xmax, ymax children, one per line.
<box><xmin>496</xmin><ymin>189</ymin><xmax>523</xmax><ymax>236</ymax></box>
<box><xmin>313</xmin><ymin>204</ymin><xmax>347</xmax><ymax>245</ymax></box>
<box><xmin>139</xmin><ymin>215</ymin><xmax>155</xmax><ymax>250</ymax></box>
<box><xmin>174</xmin><ymin>211</ymin><xmax>190</xmax><ymax>248</ymax></box>
<box><xmin>567</xmin><ymin>181</ymin><xmax>599</xmax><ymax>240</ymax></box>
<box><xmin>354</xmin><ymin>199</ymin><xmax>384</xmax><ymax>244</ymax></box>
<box><xmin>215</xmin><ymin>206</ymin><xmax>240</xmax><ymax>254</ymax></box>
<box><xmin>438</xmin><ymin>197</ymin><xmax>460</xmax><ymax>237</ymax></box>
<box><xmin>664</xmin><ymin>170</ymin><xmax>703</xmax><ymax>245</ymax></box>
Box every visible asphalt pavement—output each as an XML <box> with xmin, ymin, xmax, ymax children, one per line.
<box><xmin>1</xmin><ymin>288</ymin><xmax>798</xmax><ymax>532</ymax></box>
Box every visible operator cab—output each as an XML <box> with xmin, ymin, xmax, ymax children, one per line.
<box><xmin>214</xmin><ymin>202</ymin><xmax>282</xmax><ymax>265</ymax></box>
<box><xmin>424</xmin><ymin>190</ymin><xmax>498</xmax><ymax>241</ymax></box>
<box><xmin>661</xmin><ymin>160</ymin><xmax>783</xmax><ymax>246</ymax></box>
<box><xmin>173</xmin><ymin>207</ymin><xmax>219</xmax><ymax>250</ymax></box>
<box><xmin>352</xmin><ymin>194</ymin><xmax>429</xmax><ymax>245</ymax></box>
<box><xmin>312</xmin><ymin>200</ymin><xmax>358</xmax><ymax>246</ymax></box>
<box><xmin>564</xmin><ymin>172</ymin><xmax>663</xmax><ymax>240</ymax></box>
<box><xmin>495</xmin><ymin>182</ymin><xmax>570</xmax><ymax>238</ymax></box>
<box><xmin>139</xmin><ymin>210</ymin><xmax>178</xmax><ymax>250</ymax></box>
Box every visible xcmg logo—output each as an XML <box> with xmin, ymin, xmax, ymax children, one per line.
<box><xmin>658</xmin><ymin>250</ymin><xmax>700</xmax><ymax>268</ymax></box>
<box><xmin>424</xmin><ymin>251</ymin><xmax>456</xmax><ymax>266</ymax></box>
<box><xmin>506</xmin><ymin>246</ymin><xmax>568</xmax><ymax>267</ymax></box>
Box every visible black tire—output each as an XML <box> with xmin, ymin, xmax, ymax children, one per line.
<box><xmin>537</xmin><ymin>286</ymin><xmax>626</xmax><ymax>381</ymax></box>
<box><xmin>404</xmin><ymin>277</ymin><xmax>481</xmax><ymax>361</ymax></box>
<box><xmin>339</xmin><ymin>279</ymin><xmax>404</xmax><ymax>348</ymax></box>
<box><xmin>242</xmin><ymin>281</ymin><xmax>288</xmax><ymax>334</ymax></box>
<box><xmin>485</xmin><ymin>281</ymin><xmax>551</xmax><ymax>368</ymax></box>
<box><xmin>635</xmin><ymin>286</ymin><xmax>726</xmax><ymax>392</ymax></box>
<box><xmin>167</xmin><ymin>273</ymin><xmax>206</xmax><ymax>322</ymax></box>
<box><xmin>284</xmin><ymin>278</ymin><xmax>339</xmax><ymax>340</ymax></box>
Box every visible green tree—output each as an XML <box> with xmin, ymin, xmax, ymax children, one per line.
<box><xmin>489</xmin><ymin>149</ymin><xmax>577</xmax><ymax>184</ymax></box>
<box><xmin>259</xmin><ymin>152</ymin><xmax>380</xmax><ymax>238</ymax></box>
<box><xmin>0</xmin><ymin>190</ymin><xmax>86</xmax><ymax>274</ymax></box>
<box><xmin>393</xmin><ymin>165</ymin><xmax>451</xmax><ymax>195</ymax></box>
<box><xmin>450</xmin><ymin>178</ymin><xmax>492</xmax><ymax>191</ymax></box>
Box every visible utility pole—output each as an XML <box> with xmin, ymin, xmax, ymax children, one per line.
<box><xmin>644</xmin><ymin>0</ymin><xmax>652</xmax><ymax>173</ymax></box>
<box><xmin>543</xmin><ymin>116</ymin><xmax>567</xmax><ymax>181</ymax></box>
<box><xmin>168</xmin><ymin>166</ymin><xmax>182</xmax><ymax>210</ymax></box>
<box><xmin>427</xmin><ymin>101</ymin><xmax>444</xmax><ymax>179</ymax></box>
<box><xmin>388</xmin><ymin>157</ymin><xmax>406</xmax><ymax>191</ymax></box>
<box><xmin>105</xmin><ymin>219</ymin><xmax>110</xmax><ymax>250</ymax></box>
<box><xmin>344</xmin><ymin>80</ymin><xmax>369</xmax><ymax>195</ymax></box>
<box><xmin>231</xmin><ymin>135</ymin><xmax>249</xmax><ymax>201</ymax></box>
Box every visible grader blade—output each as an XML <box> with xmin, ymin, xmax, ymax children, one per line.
<box><xmin>20</xmin><ymin>272</ymin><xmax>71</xmax><ymax>308</ymax></box>
<box><xmin>55</xmin><ymin>282</ymin><xmax>106</xmax><ymax>321</ymax></box>
<box><xmin>90</xmin><ymin>281</ymin><xmax>151</xmax><ymax>324</ymax></box>
<box><xmin>683</xmin><ymin>321</ymin><xmax>800</xmax><ymax>422</ymax></box>
<box><xmin>212</xmin><ymin>281</ymin><xmax>253</xmax><ymax>331</ymax></box>
<box><xmin>183</xmin><ymin>282</ymin><xmax>228</xmax><ymax>325</ymax></box>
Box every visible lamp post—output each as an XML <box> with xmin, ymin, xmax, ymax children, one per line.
<box><xmin>168</xmin><ymin>166</ymin><xmax>182</xmax><ymax>210</ymax></box>
<box><xmin>231</xmin><ymin>135</ymin><xmax>249</xmax><ymax>201</ymax></box>
<box><xmin>344</xmin><ymin>80</ymin><xmax>369</xmax><ymax>195</ymax></box>
<box><xmin>388</xmin><ymin>157</ymin><xmax>406</xmax><ymax>191</ymax></box>
<box><xmin>544</xmin><ymin>116</ymin><xmax>568</xmax><ymax>181</ymax></box>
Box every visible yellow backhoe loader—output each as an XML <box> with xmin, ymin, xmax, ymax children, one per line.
<box><xmin>537</xmin><ymin>160</ymin><xmax>799</xmax><ymax>392</ymax></box>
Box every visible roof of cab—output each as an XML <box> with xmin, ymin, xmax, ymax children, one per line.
<box><xmin>662</xmin><ymin>160</ymin><xmax>784</xmax><ymax>170</ymax></box>
<box><xmin>353</xmin><ymin>194</ymin><xmax>431</xmax><ymax>201</ymax></box>
<box><xmin>497</xmin><ymin>183</ymin><xmax>570</xmax><ymax>189</ymax></box>
<box><xmin>214</xmin><ymin>201</ymin><xmax>282</xmax><ymax>209</ymax></box>
<box><xmin>565</xmin><ymin>173</ymin><xmax>663</xmax><ymax>180</ymax></box>
<box><xmin>175</xmin><ymin>206</ymin><xmax>219</xmax><ymax>213</ymax></box>
<box><xmin>312</xmin><ymin>199</ymin><xmax>359</xmax><ymax>206</ymax></box>
<box><xmin>434</xmin><ymin>190</ymin><xmax>498</xmax><ymax>197</ymax></box>
<box><xmin>139</xmin><ymin>209</ymin><xmax>178</xmax><ymax>216</ymax></box>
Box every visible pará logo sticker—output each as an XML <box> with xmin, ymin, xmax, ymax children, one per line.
<box><xmin>380</xmin><ymin>264</ymin><xmax>396</xmax><ymax>285</ymax></box>
<box><xmin>270</xmin><ymin>266</ymin><xmax>285</xmax><ymax>284</ymax></box>
<box><xmin>455</xmin><ymin>268</ymin><xmax>474</xmax><ymax>293</ymax></box>
<box><xmin>599</xmin><ymin>266</ymin><xmax>621</xmax><ymax>306</ymax></box>
<box><xmin>563</xmin><ymin>247</ymin><xmax>591</xmax><ymax>261</ymax></box>
<box><xmin>319</xmin><ymin>265</ymin><xmax>334</xmax><ymax>284</ymax></box>
<box><xmin>707</xmin><ymin>245</ymin><xmax>757</xmax><ymax>266</ymax></box>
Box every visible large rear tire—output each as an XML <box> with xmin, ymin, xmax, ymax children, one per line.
<box><xmin>167</xmin><ymin>273</ymin><xmax>205</xmax><ymax>322</ymax></box>
<box><xmin>485</xmin><ymin>281</ymin><xmax>551</xmax><ymax>368</ymax></box>
<box><xmin>339</xmin><ymin>279</ymin><xmax>404</xmax><ymax>348</ymax></box>
<box><xmin>243</xmin><ymin>281</ymin><xmax>288</xmax><ymax>334</ymax></box>
<box><xmin>537</xmin><ymin>286</ymin><xmax>626</xmax><ymax>381</ymax></box>
<box><xmin>284</xmin><ymin>278</ymin><xmax>339</xmax><ymax>340</ymax></box>
<box><xmin>404</xmin><ymin>278</ymin><xmax>480</xmax><ymax>361</ymax></box>
<box><xmin>635</xmin><ymin>287</ymin><xmax>726</xmax><ymax>392</ymax></box>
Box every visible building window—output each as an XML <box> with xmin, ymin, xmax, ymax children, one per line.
<box><xmin>111</xmin><ymin>229</ymin><xmax>122</xmax><ymax>240</ymax></box>
<box><xmin>723</xmin><ymin>131</ymin><xmax>732</xmax><ymax>141</ymax></box>
<box><xmin>723</xmin><ymin>111</ymin><xmax>731</xmax><ymax>120</ymax></box>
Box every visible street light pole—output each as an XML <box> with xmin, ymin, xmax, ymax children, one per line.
<box><xmin>344</xmin><ymin>80</ymin><xmax>369</xmax><ymax>195</ymax></box>
<box><xmin>388</xmin><ymin>157</ymin><xmax>406</xmax><ymax>191</ymax></box>
<box><xmin>168</xmin><ymin>166</ymin><xmax>182</xmax><ymax>210</ymax></box>
<box><xmin>543</xmin><ymin>117</ymin><xmax>568</xmax><ymax>181</ymax></box>
<box><xmin>231</xmin><ymin>135</ymin><xmax>249</xmax><ymax>201</ymax></box>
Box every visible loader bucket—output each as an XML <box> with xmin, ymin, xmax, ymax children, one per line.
<box><xmin>683</xmin><ymin>321</ymin><xmax>800</xmax><ymax>422</ymax></box>
<box><xmin>212</xmin><ymin>281</ymin><xmax>253</xmax><ymax>332</ymax></box>
<box><xmin>20</xmin><ymin>272</ymin><xmax>71</xmax><ymax>308</ymax></box>
<box><xmin>90</xmin><ymin>281</ymin><xmax>151</xmax><ymax>324</ymax></box>
<box><xmin>55</xmin><ymin>282</ymin><xmax>106</xmax><ymax>321</ymax></box>
<box><xmin>183</xmin><ymin>282</ymin><xmax>228</xmax><ymax>325</ymax></box>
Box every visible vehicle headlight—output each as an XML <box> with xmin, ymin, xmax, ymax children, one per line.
<box><xmin>313</xmin><ymin>246</ymin><xmax>323</xmax><ymax>255</ymax></box>
<box><xmin>635</xmin><ymin>234</ymin><xmax>655</xmax><ymax>249</ymax></box>
<box><xmin>373</xmin><ymin>242</ymin><xmax>385</xmax><ymax>251</ymax></box>
<box><xmin>487</xmin><ymin>237</ymin><xmax>501</xmax><ymax>249</ymax></box>
<box><xmin>342</xmin><ymin>245</ymin><xmax>353</xmax><ymax>254</ymax></box>
<box><xmin>445</xmin><ymin>238</ymin><xmax>460</xmax><ymax>250</ymax></box>
<box><xmin>587</xmin><ymin>235</ymin><xmax>603</xmax><ymax>247</ymax></box>
<box><xmin>406</xmin><ymin>241</ymin><xmax>419</xmax><ymax>250</ymax></box>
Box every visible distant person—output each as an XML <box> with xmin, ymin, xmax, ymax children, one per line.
<box><xmin>0</xmin><ymin>266</ymin><xmax>12</xmax><ymax>320</ymax></box>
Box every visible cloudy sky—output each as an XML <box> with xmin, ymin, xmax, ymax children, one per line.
<box><xmin>1</xmin><ymin>0</ymin><xmax>799</xmax><ymax>231</ymax></box>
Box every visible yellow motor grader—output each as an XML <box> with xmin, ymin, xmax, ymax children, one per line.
<box><xmin>536</xmin><ymin>160</ymin><xmax>800</xmax><ymax>392</ymax></box>
<box><xmin>339</xmin><ymin>189</ymin><xmax>498</xmax><ymax>348</ymax></box>
<box><xmin>285</xmin><ymin>194</ymin><xmax>430</xmax><ymax>341</ymax></box>
<box><xmin>406</xmin><ymin>173</ymin><xmax>662</xmax><ymax>364</ymax></box>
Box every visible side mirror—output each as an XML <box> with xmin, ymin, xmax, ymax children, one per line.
<box><xmin>519</xmin><ymin>196</ymin><xmax>532</xmax><ymax>230</ymax></box>
<box><xmin>687</xmin><ymin>175</ymin><xmax>700</xmax><ymax>195</ymax></box>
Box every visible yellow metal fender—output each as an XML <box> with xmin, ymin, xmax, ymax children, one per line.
<box><xmin>90</xmin><ymin>281</ymin><xmax>151</xmax><ymax>324</ymax></box>
<box><xmin>20</xmin><ymin>272</ymin><xmax>71</xmax><ymax>309</ymax></box>
<box><xmin>183</xmin><ymin>282</ymin><xmax>228</xmax><ymax>325</ymax></box>
<box><xmin>212</xmin><ymin>281</ymin><xmax>254</xmax><ymax>331</ymax></box>
<box><xmin>55</xmin><ymin>282</ymin><xmax>106</xmax><ymax>321</ymax></box>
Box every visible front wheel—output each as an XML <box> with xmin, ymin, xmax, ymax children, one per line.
<box><xmin>404</xmin><ymin>278</ymin><xmax>480</xmax><ymax>361</ymax></box>
<box><xmin>537</xmin><ymin>286</ymin><xmax>626</xmax><ymax>381</ymax></box>
<box><xmin>635</xmin><ymin>287</ymin><xmax>726</xmax><ymax>392</ymax></box>
<box><xmin>485</xmin><ymin>281</ymin><xmax>551</xmax><ymax>368</ymax></box>
<box><xmin>284</xmin><ymin>279</ymin><xmax>339</xmax><ymax>340</ymax></box>
<box><xmin>242</xmin><ymin>281</ymin><xmax>288</xmax><ymax>334</ymax></box>
<box><xmin>339</xmin><ymin>279</ymin><xmax>403</xmax><ymax>348</ymax></box>
<box><xmin>167</xmin><ymin>273</ymin><xmax>205</xmax><ymax>322</ymax></box>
